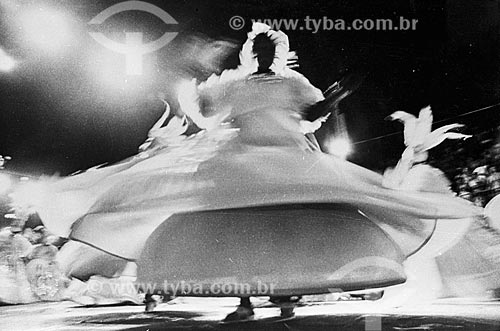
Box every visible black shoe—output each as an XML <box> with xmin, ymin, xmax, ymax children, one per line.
<box><xmin>144</xmin><ymin>294</ymin><xmax>162</xmax><ymax>312</ymax></box>
<box><xmin>223</xmin><ymin>306</ymin><xmax>255</xmax><ymax>323</ymax></box>
<box><xmin>280</xmin><ymin>306</ymin><xmax>295</xmax><ymax>318</ymax></box>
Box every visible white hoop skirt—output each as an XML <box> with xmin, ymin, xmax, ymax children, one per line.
<box><xmin>26</xmin><ymin>129</ymin><xmax>484</xmax><ymax>295</ymax></box>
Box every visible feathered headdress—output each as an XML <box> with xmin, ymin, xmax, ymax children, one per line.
<box><xmin>239</xmin><ymin>22</ymin><xmax>298</xmax><ymax>75</ymax></box>
<box><xmin>199</xmin><ymin>23</ymin><xmax>299</xmax><ymax>90</ymax></box>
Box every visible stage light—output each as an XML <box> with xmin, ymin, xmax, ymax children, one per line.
<box><xmin>0</xmin><ymin>155</ymin><xmax>11</xmax><ymax>169</ymax></box>
<box><xmin>0</xmin><ymin>173</ymin><xmax>12</xmax><ymax>194</ymax></box>
<box><xmin>17</xmin><ymin>6</ymin><xmax>73</xmax><ymax>54</ymax></box>
<box><xmin>0</xmin><ymin>48</ymin><xmax>16</xmax><ymax>72</ymax></box>
<box><xmin>125</xmin><ymin>32</ymin><xmax>143</xmax><ymax>75</ymax></box>
<box><xmin>9</xmin><ymin>180</ymin><xmax>46</xmax><ymax>213</ymax></box>
<box><xmin>88</xmin><ymin>47</ymin><xmax>146</xmax><ymax>95</ymax></box>
<box><xmin>326</xmin><ymin>137</ymin><xmax>352</xmax><ymax>159</ymax></box>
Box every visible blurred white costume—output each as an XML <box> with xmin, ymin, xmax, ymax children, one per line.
<box><xmin>383</xmin><ymin>107</ymin><xmax>500</xmax><ymax>302</ymax></box>
<box><xmin>10</xmin><ymin>24</ymin><xmax>485</xmax><ymax>299</ymax></box>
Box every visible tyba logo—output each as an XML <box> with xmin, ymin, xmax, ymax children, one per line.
<box><xmin>88</xmin><ymin>1</ymin><xmax>178</xmax><ymax>75</ymax></box>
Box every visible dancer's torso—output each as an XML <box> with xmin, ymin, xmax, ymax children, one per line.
<box><xmin>200</xmin><ymin>73</ymin><xmax>321</xmax><ymax>147</ymax></box>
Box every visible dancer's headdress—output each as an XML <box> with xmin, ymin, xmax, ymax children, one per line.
<box><xmin>239</xmin><ymin>22</ymin><xmax>297</xmax><ymax>75</ymax></box>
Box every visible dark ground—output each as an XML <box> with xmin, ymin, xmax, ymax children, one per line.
<box><xmin>1</xmin><ymin>298</ymin><xmax>500</xmax><ymax>331</ymax></box>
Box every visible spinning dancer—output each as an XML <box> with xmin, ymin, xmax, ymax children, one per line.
<box><xmin>383</xmin><ymin>107</ymin><xmax>500</xmax><ymax>302</ymax></box>
<box><xmin>383</xmin><ymin>106</ymin><xmax>471</xmax><ymax>191</ymax></box>
<box><xmin>178</xmin><ymin>23</ymin><xmax>326</xmax><ymax>151</ymax></box>
<box><xmin>184</xmin><ymin>24</ymin><xmax>327</xmax><ymax>321</ymax></box>
<box><xmin>11</xmin><ymin>23</ymin><xmax>483</xmax><ymax>321</ymax></box>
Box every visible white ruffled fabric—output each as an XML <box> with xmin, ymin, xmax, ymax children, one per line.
<box><xmin>239</xmin><ymin>22</ymin><xmax>295</xmax><ymax>75</ymax></box>
<box><xmin>8</xmin><ymin>26</ymin><xmax>485</xmax><ymax>302</ymax></box>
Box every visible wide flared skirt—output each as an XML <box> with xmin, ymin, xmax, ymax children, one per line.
<box><xmin>137</xmin><ymin>204</ymin><xmax>407</xmax><ymax>296</ymax></box>
<box><xmin>59</xmin><ymin>144</ymin><xmax>479</xmax><ymax>261</ymax></box>
<box><xmin>26</xmin><ymin>138</ymin><xmax>483</xmax><ymax>297</ymax></box>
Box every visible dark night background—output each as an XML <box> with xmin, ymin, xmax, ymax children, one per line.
<box><xmin>1</xmin><ymin>0</ymin><xmax>499</xmax><ymax>176</ymax></box>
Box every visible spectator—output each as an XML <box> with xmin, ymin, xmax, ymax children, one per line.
<box><xmin>488</xmin><ymin>166</ymin><xmax>500</xmax><ymax>195</ymax></box>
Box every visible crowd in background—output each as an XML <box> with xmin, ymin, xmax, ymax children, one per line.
<box><xmin>429</xmin><ymin>126</ymin><xmax>500</xmax><ymax>207</ymax></box>
<box><xmin>0</xmin><ymin>222</ymin><xmax>67</xmax><ymax>304</ymax></box>
<box><xmin>367</xmin><ymin>122</ymin><xmax>500</xmax><ymax>208</ymax></box>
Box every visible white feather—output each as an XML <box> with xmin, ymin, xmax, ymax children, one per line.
<box><xmin>387</xmin><ymin>111</ymin><xmax>417</xmax><ymax>147</ymax></box>
<box><xmin>139</xmin><ymin>101</ymin><xmax>189</xmax><ymax>151</ymax></box>
<box><xmin>384</xmin><ymin>106</ymin><xmax>472</xmax><ymax>191</ymax></box>
<box><xmin>414</xmin><ymin>106</ymin><xmax>433</xmax><ymax>145</ymax></box>
<box><xmin>420</xmin><ymin>124</ymin><xmax>470</xmax><ymax>151</ymax></box>
<box><xmin>299</xmin><ymin>113</ymin><xmax>330</xmax><ymax>134</ymax></box>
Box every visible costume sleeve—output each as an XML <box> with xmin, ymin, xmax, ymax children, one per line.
<box><xmin>283</xmin><ymin>68</ymin><xmax>324</xmax><ymax>108</ymax></box>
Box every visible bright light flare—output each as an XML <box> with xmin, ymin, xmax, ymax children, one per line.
<box><xmin>18</xmin><ymin>6</ymin><xmax>73</xmax><ymax>53</ymax></box>
<box><xmin>89</xmin><ymin>48</ymin><xmax>145</xmax><ymax>91</ymax></box>
<box><xmin>0</xmin><ymin>48</ymin><xmax>16</xmax><ymax>72</ymax></box>
<box><xmin>125</xmin><ymin>32</ymin><xmax>143</xmax><ymax>75</ymax></box>
<box><xmin>0</xmin><ymin>173</ymin><xmax>12</xmax><ymax>194</ymax></box>
<box><xmin>325</xmin><ymin>137</ymin><xmax>352</xmax><ymax>159</ymax></box>
<box><xmin>9</xmin><ymin>180</ymin><xmax>47</xmax><ymax>213</ymax></box>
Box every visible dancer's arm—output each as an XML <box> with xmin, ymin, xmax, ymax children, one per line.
<box><xmin>148</xmin><ymin>100</ymin><xmax>171</xmax><ymax>138</ymax></box>
<box><xmin>178</xmin><ymin>79</ymin><xmax>229</xmax><ymax>130</ymax></box>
